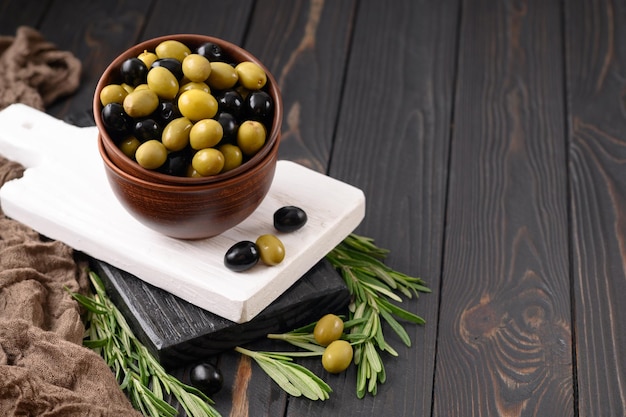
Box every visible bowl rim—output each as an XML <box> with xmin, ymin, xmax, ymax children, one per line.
<box><xmin>98</xmin><ymin>132</ymin><xmax>279</xmax><ymax>192</ymax></box>
<box><xmin>93</xmin><ymin>34</ymin><xmax>283</xmax><ymax>186</ymax></box>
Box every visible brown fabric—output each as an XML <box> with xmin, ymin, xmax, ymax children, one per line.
<box><xmin>0</xmin><ymin>26</ymin><xmax>81</xmax><ymax>111</ymax></box>
<box><xmin>0</xmin><ymin>28</ymin><xmax>142</xmax><ymax>417</ymax></box>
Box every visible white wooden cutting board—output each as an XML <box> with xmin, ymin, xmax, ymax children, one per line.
<box><xmin>0</xmin><ymin>104</ymin><xmax>365</xmax><ymax>323</ymax></box>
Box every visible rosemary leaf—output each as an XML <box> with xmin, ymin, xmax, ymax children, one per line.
<box><xmin>355</xmin><ymin>352</ymin><xmax>368</xmax><ymax>399</ymax></box>
<box><xmin>368</xmin><ymin>371</ymin><xmax>378</xmax><ymax>395</ymax></box>
<box><xmin>281</xmin><ymin>339</ymin><xmax>327</xmax><ymax>353</ymax></box>
<box><xmin>377</xmin><ymin>297</ymin><xmax>426</xmax><ymax>325</ymax></box>
<box><xmin>255</xmin><ymin>357</ymin><xmax>303</xmax><ymax>397</ymax></box>
<box><xmin>65</xmin><ymin>290</ymin><xmax>108</xmax><ymax>314</ymax></box>
<box><xmin>151</xmin><ymin>375</ymin><xmax>163</xmax><ymax>400</ymax></box>
<box><xmin>364</xmin><ymin>341</ymin><xmax>382</xmax><ymax>373</ymax></box>
<box><xmin>282</xmin><ymin>361</ymin><xmax>327</xmax><ymax>400</ymax></box>
<box><xmin>360</xmin><ymin>280</ymin><xmax>403</xmax><ymax>302</ymax></box>
<box><xmin>360</xmin><ymin>308</ymin><xmax>377</xmax><ymax>337</ymax></box>
<box><xmin>82</xmin><ymin>338</ymin><xmax>108</xmax><ymax>349</ymax></box>
<box><xmin>373</xmin><ymin>319</ymin><xmax>388</xmax><ymax>352</ymax></box>
<box><xmin>379</xmin><ymin>307</ymin><xmax>411</xmax><ymax>347</ymax></box>
<box><xmin>235</xmin><ymin>346</ymin><xmax>330</xmax><ymax>400</ymax></box>
<box><xmin>289</xmin><ymin>362</ymin><xmax>333</xmax><ymax>397</ymax></box>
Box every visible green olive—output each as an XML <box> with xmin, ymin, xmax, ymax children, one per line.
<box><xmin>313</xmin><ymin>314</ymin><xmax>344</xmax><ymax>346</ymax></box>
<box><xmin>134</xmin><ymin>83</ymin><xmax>150</xmax><ymax>91</ymax></box>
<box><xmin>207</xmin><ymin>62</ymin><xmax>238</xmax><ymax>90</ymax></box>
<box><xmin>189</xmin><ymin>119</ymin><xmax>223</xmax><ymax>150</ymax></box>
<box><xmin>322</xmin><ymin>340</ymin><xmax>353</xmax><ymax>374</ymax></box>
<box><xmin>237</xmin><ymin>120</ymin><xmax>266</xmax><ymax>156</ymax></box>
<box><xmin>135</xmin><ymin>140</ymin><xmax>167</xmax><ymax>170</ymax></box>
<box><xmin>218</xmin><ymin>144</ymin><xmax>243</xmax><ymax>172</ymax></box>
<box><xmin>178</xmin><ymin>89</ymin><xmax>218</xmax><ymax>121</ymax></box>
<box><xmin>235</xmin><ymin>61</ymin><xmax>267</xmax><ymax>90</ymax></box>
<box><xmin>236</xmin><ymin>85</ymin><xmax>250</xmax><ymax>100</ymax></box>
<box><xmin>100</xmin><ymin>84</ymin><xmax>128</xmax><ymax>106</ymax></box>
<box><xmin>186</xmin><ymin>165</ymin><xmax>202</xmax><ymax>177</ymax></box>
<box><xmin>192</xmin><ymin>148</ymin><xmax>224</xmax><ymax>176</ymax></box>
<box><xmin>147</xmin><ymin>66</ymin><xmax>179</xmax><ymax>100</ymax></box>
<box><xmin>162</xmin><ymin>117</ymin><xmax>193</xmax><ymax>151</ymax></box>
<box><xmin>119</xmin><ymin>136</ymin><xmax>141</xmax><ymax>159</ymax></box>
<box><xmin>123</xmin><ymin>89</ymin><xmax>159</xmax><ymax>118</ymax></box>
<box><xmin>182</xmin><ymin>54</ymin><xmax>212</xmax><ymax>82</ymax></box>
<box><xmin>155</xmin><ymin>39</ymin><xmax>191</xmax><ymax>62</ymax></box>
<box><xmin>255</xmin><ymin>234</ymin><xmax>285</xmax><ymax>266</ymax></box>
<box><xmin>137</xmin><ymin>50</ymin><xmax>158</xmax><ymax>68</ymax></box>
<box><xmin>121</xmin><ymin>83</ymin><xmax>134</xmax><ymax>94</ymax></box>
<box><xmin>179</xmin><ymin>81</ymin><xmax>210</xmax><ymax>95</ymax></box>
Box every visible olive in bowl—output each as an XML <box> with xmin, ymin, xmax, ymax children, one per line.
<box><xmin>93</xmin><ymin>35</ymin><xmax>283</xmax><ymax>239</ymax></box>
<box><xmin>98</xmin><ymin>135</ymin><xmax>278</xmax><ymax>239</ymax></box>
<box><xmin>93</xmin><ymin>34</ymin><xmax>282</xmax><ymax>187</ymax></box>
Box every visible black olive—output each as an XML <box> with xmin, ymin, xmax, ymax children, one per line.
<box><xmin>215</xmin><ymin>112</ymin><xmax>239</xmax><ymax>143</ymax></box>
<box><xmin>189</xmin><ymin>362</ymin><xmax>224</xmax><ymax>396</ymax></box>
<box><xmin>196</xmin><ymin>42</ymin><xmax>225</xmax><ymax>62</ymax></box>
<box><xmin>224</xmin><ymin>241</ymin><xmax>259</xmax><ymax>271</ymax></box>
<box><xmin>158</xmin><ymin>149</ymin><xmax>189</xmax><ymax>176</ymax></box>
<box><xmin>151</xmin><ymin>58</ymin><xmax>184</xmax><ymax>80</ymax></box>
<box><xmin>153</xmin><ymin>100</ymin><xmax>180</xmax><ymax>125</ymax></box>
<box><xmin>215</xmin><ymin>89</ymin><xmax>244</xmax><ymax>119</ymax></box>
<box><xmin>244</xmin><ymin>90</ymin><xmax>273</xmax><ymax>124</ymax></box>
<box><xmin>132</xmin><ymin>118</ymin><xmax>162</xmax><ymax>142</ymax></box>
<box><xmin>274</xmin><ymin>206</ymin><xmax>307</xmax><ymax>232</ymax></box>
<box><xmin>101</xmin><ymin>103</ymin><xmax>130</xmax><ymax>136</ymax></box>
<box><xmin>120</xmin><ymin>57</ymin><xmax>148</xmax><ymax>86</ymax></box>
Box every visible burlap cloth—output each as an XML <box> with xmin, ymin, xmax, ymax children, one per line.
<box><xmin>0</xmin><ymin>27</ymin><xmax>142</xmax><ymax>416</ymax></box>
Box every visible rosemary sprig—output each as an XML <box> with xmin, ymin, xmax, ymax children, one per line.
<box><xmin>325</xmin><ymin>233</ymin><xmax>430</xmax><ymax>398</ymax></box>
<box><xmin>69</xmin><ymin>271</ymin><xmax>222</xmax><ymax>417</ymax></box>
<box><xmin>237</xmin><ymin>234</ymin><xmax>430</xmax><ymax>400</ymax></box>
<box><xmin>234</xmin><ymin>347</ymin><xmax>332</xmax><ymax>400</ymax></box>
<box><xmin>73</xmin><ymin>233</ymin><xmax>429</xmax><ymax>409</ymax></box>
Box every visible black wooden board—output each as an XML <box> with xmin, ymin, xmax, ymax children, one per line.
<box><xmin>90</xmin><ymin>258</ymin><xmax>349</xmax><ymax>368</ymax></box>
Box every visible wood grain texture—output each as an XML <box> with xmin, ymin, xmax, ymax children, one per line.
<box><xmin>142</xmin><ymin>0</ymin><xmax>254</xmax><ymax>45</ymax></box>
<box><xmin>35</xmin><ymin>0</ymin><xmax>153</xmax><ymax>121</ymax></box>
<box><xmin>435</xmin><ymin>1</ymin><xmax>573</xmax><ymax>416</ymax></box>
<box><xmin>319</xmin><ymin>0</ymin><xmax>459</xmax><ymax>415</ymax></box>
<box><xmin>565</xmin><ymin>0</ymin><xmax>626</xmax><ymax>415</ymax></box>
<box><xmin>0</xmin><ymin>0</ymin><xmax>50</xmax><ymax>34</ymax></box>
<box><xmin>11</xmin><ymin>0</ymin><xmax>626</xmax><ymax>415</ymax></box>
<box><xmin>242</xmin><ymin>0</ymin><xmax>357</xmax><ymax>173</ymax></box>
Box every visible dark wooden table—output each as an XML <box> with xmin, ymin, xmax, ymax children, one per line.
<box><xmin>2</xmin><ymin>0</ymin><xmax>626</xmax><ymax>416</ymax></box>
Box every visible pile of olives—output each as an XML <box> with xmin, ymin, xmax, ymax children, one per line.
<box><xmin>99</xmin><ymin>39</ymin><xmax>274</xmax><ymax>177</ymax></box>
<box><xmin>314</xmin><ymin>314</ymin><xmax>354</xmax><ymax>374</ymax></box>
<box><xmin>224</xmin><ymin>206</ymin><xmax>307</xmax><ymax>272</ymax></box>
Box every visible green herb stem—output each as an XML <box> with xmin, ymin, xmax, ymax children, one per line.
<box><xmin>325</xmin><ymin>233</ymin><xmax>430</xmax><ymax>397</ymax></box>
<box><xmin>70</xmin><ymin>271</ymin><xmax>222</xmax><ymax>417</ymax></box>
<box><xmin>234</xmin><ymin>347</ymin><xmax>331</xmax><ymax>400</ymax></box>
<box><xmin>76</xmin><ymin>232</ymin><xmax>430</xmax><ymax>408</ymax></box>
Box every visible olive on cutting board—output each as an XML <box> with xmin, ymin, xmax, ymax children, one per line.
<box><xmin>273</xmin><ymin>206</ymin><xmax>307</xmax><ymax>232</ymax></box>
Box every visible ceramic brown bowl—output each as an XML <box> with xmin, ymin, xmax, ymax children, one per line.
<box><xmin>93</xmin><ymin>34</ymin><xmax>282</xmax><ymax>238</ymax></box>
<box><xmin>98</xmin><ymin>136</ymin><xmax>278</xmax><ymax>239</ymax></box>
<box><xmin>93</xmin><ymin>34</ymin><xmax>282</xmax><ymax>186</ymax></box>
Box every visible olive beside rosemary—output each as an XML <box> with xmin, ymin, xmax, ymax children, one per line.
<box><xmin>189</xmin><ymin>362</ymin><xmax>224</xmax><ymax>396</ymax></box>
